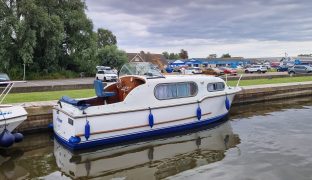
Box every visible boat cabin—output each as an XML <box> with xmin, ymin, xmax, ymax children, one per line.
<box><xmin>60</xmin><ymin>63</ymin><xmax>162</xmax><ymax>107</ymax></box>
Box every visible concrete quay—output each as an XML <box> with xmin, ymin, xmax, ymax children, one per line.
<box><xmin>15</xmin><ymin>81</ymin><xmax>312</xmax><ymax>133</ymax></box>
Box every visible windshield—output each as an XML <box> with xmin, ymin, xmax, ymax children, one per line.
<box><xmin>104</xmin><ymin>70</ymin><xmax>116</xmax><ymax>74</ymax></box>
<box><xmin>0</xmin><ymin>74</ymin><xmax>10</xmax><ymax>81</ymax></box>
<box><xmin>119</xmin><ymin>62</ymin><xmax>164</xmax><ymax>78</ymax></box>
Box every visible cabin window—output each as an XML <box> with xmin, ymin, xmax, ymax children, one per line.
<box><xmin>207</xmin><ymin>82</ymin><xmax>225</xmax><ymax>92</ymax></box>
<box><xmin>155</xmin><ymin>82</ymin><xmax>198</xmax><ymax>100</ymax></box>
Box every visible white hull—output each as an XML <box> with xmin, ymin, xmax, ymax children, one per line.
<box><xmin>0</xmin><ymin>105</ymin><xmax>27</xmax><ymax>133</ymax></box>
<box><xmin>53</xmin><ymin>74</ymin><xmax>241</xmax><ymax>150</ymax></box>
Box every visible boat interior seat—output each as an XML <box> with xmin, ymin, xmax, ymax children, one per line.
<box><xmin>94</xmin><ymin>80</ymin><xmax>116</xmax><ymax>98</ymax></box>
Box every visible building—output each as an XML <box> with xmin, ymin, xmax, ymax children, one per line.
<box><xmin>168</xmin><ymin>58</ymin><xmax>251</xmax><ymax>68</ymax></box>
<box><xmin>127</xmin><ymin>51</ymin><xmax>168</xmax><ymax>69</ymax></box>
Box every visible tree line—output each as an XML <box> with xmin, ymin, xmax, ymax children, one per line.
<box><xmin>162</xmin><ymin>49</ymin><xmax>188</xmax><ymax>60</ymax></box>
<box><xmin>0</xmin><ymin>0</ymin><xmax>127</xmax><ymax>79</ymax></box>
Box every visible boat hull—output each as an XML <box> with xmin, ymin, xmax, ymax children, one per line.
<box><xmin>53</xmin><ymin>92</ymin><xmax>236</xmax><ymax>150</ymax></box>
<box><xmin>54</xmin><ymin>112</ymin><xmax>228</xmax><ymax>150</ymax></box>
<box><xmin>0</xmin><ymin>106</ymin><xmax>27</xmax><ymax>133</ymax></box>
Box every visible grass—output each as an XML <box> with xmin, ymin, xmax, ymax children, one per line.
<box><xmin>3</xmin><ymin>89</ymin><xmax>95</xmax><ymax>104</ymax></box>
<box><xmin>2</xmin><ymin>76</ymin><xmax>312</xmax><ymax>104</ymax></box>
<box><xmin>227</xmin><ymin>76</ymin><xmax>312</xmax><ymax>86</ymax></box>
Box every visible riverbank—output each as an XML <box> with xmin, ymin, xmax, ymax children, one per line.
<box><xmin>3</xmin><ymin>75</ymin><xmax>312</xmax><ymax>104</ymax></box>
<box><xmin>14</xmin><ymin>81</ymin><xmax>312</xmax><ymax>133</ymax></box>
<box><xmin>3</xmin><ymin>73</ymin><xmax>311</xmax><ymax>93</ymax></box>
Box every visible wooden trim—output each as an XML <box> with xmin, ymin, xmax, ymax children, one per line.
<box><xmin>54</xmin><ymin>92</ymin><xmax>236</xmax><ymax>118</ymax></box>
<box><xmin>75</xmin><ymin>112</ymin><xmax>212</xmax><ymax>137</ymax></box>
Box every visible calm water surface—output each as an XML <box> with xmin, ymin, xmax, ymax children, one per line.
<box><xmin>1</xmin><ymin>97</ymin><xmax>312</xmax><ymax>180</ymax></box>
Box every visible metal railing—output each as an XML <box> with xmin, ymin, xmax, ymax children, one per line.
<box><xmin>0</xmin><ymin>81</ymin><xmax>26</xmax><ymax>104</ymax></box>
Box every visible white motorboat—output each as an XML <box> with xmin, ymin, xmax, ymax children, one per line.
<box><xmin>0</xmin><ymin>81</ymin><xmax>27</xmax><ymax>147</ymax></box>
<box><xmin>53</xmin><ymin>62</ymin><xmax>241</xmax><ymax>150</ymax></box>
<box><xmin>53</xmin><ymin>121</ymin><xmax>240</xmax><ymax>179</ymax></box>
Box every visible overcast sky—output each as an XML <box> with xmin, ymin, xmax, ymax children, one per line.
<box><xmin>85</xmin><ymin>0</ymin><xmax>312</xmax><ymax>58</ymax></box>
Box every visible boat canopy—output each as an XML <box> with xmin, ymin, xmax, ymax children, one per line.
<box><xmin>119</xmin><ymin>62</ymin><xmax>164</xmax><ymax>78</ymax></box>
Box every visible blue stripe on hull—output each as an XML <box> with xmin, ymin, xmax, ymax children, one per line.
<box><xmin>54</xmin><ymin>113</ymin><xmax>228</xmax><ymax>150</ymax></box>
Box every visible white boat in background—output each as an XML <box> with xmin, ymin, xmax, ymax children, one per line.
<box><xmin>53</xmin><ymin>62</ymin><xmax>242</xmax><ymax>150</ymax></box>
<box><xmin>53</xmin><ymin>121</ymin><xmax>240</xmax><ymax>179</ymax></box>
<box><xmin>0</xmin><ymin>81</ymin><xmax>27</xmax><ymax>147</ymax></box>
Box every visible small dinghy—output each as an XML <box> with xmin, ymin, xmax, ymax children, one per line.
<box><xmin>53</xmin><ymin>62</ymin><xmax>241</xmax><ymax>150</ymax></box>
<box><xmin>0</xmin><ymin>81</ymin><xmax>27</xmax><ymax>148</ymax></box>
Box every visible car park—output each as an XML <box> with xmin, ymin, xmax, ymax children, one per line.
<box><xmin>218</xmin><ymin>67</ymin><xmax>237</xmax><ymax>76</ymax></box>
<box><xmin>185</xmin><ymin>67</ymin><xmax>202</xmax><ymax>74</ymax></box>
<box><xmin>245</xmin><ymin>65</ymin><xmax>267</xmax><ymax>73</ymax></box>
<box><xmin>276</xmin><ymin>65</ymin><xmax>289</xmax><ymax>72</ymax></box>
<box><xmin>288</xmin><ymin>65</ymin><xmax>312</xmax><ymax>75</ymax></box>
<box><xmin>202</xmin><ymin>68</ymin><xmax>224</xmax><ymax>76</ymax></box>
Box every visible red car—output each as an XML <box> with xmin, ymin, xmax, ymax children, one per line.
<box><xmin>218</xmin><ymin>67</ymin><xmax>237</xmax><ymax>76</ymax></box>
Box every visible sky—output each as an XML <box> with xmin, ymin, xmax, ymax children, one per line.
<box><xmin>85</xmin><ymin>0</ymin><xmax>312</xmax><ymax>58</ymax></box>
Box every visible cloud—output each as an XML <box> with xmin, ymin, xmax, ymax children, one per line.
<box><xmin>85</xmin><ymin>0</ymin><xmax>312</xmax><ymax>57</ymax></box>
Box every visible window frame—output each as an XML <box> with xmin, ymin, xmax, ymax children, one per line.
<box><xmin>207</xmin><ymin>82</ymin><xmax>225</xmax><ymax>92</ymax></box>
<box><xmin>154</xmin><ymin>81</ymin><xmax>198</xmax><ymax>100</ymax></box>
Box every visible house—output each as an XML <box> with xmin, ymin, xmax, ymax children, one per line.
<box><xmin>127</xmin><ymin>51</ymin><xmax>168</xmax><ymax>69</ymax></box>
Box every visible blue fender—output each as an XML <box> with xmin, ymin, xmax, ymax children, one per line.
<box><xmin>196</xmin><ymin>106</ymin><xmax>202</xmax><ymax>120</ymax></box>
<box><xmin>148</xmin><ymin>108</ymin><xmax>154</xmax><ymax>128</ymax></box>
<box><xmin>13</xmin><ymin>133</ymin><xmax>24</xmax><ymax>143</ymax></box>
<box><xmin>225</xmin><ymin>96</ymin><xmax>231</xmax><ymax>110</ymax></box>
<box><xmin>0</xmin><ymin>129</ymin><xmax>15</xmax><ymax>147</ymax></box>
<box><xmin>85</xmin><ymin>120</ymin><xmax>90</xmax><ymax>140</ymax></box>
<box><xmin>69</xmin><ymin>136</ymin><xmax>81</xmax><ymax>144</ymax></box>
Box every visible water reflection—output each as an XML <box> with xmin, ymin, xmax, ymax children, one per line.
<box><xmin>53</xmin><ymin>121</ymin><xmax>239</xmax><ymax>179</ymax></box>
<box><xmin>230</xmin><ymin>96</ymin><xmax>312</xmax><ymax>119</ymax></box>
<box><xmin>0</xmin><ymin>149</ymin><xmax>28</xmax><ymax>180</ymax></box>
<box><xmin>0</xmin><ymin>132</ymin><xmax>56</xmax><ymax>179</ymax></box>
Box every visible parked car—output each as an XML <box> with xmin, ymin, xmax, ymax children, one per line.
<box><xmin>218</xmin><ymin>67</ymin><xmax>237</xmax><ymax>76</ymax></box>
<box><xmin>245</xmin><ymin>65</ymin><xmax>267</xmax><ymax>73</ymax></box>
<box><xmin>185</xmin><ymin>67</ymin><xmax>202</xmax><ymax>74</ymax></box>
<box><xmin>202</xmin><ymin>68</ymin><xmax>224</xmax><ymax>76</ymax></box>
<box><xmin>288</xmin><ymin>65</ymin><xmax>312</xmax><ymax>75</ymax></box>
<box><xmin>276</xmin><ymin>65</ymin><xmax>289</xmax><ymax>72</ymax></box>
<box><xmin>0</xmin><ymin>73</ymin><xmax>10</xmax><ymax>86</ymax></box>
<box><xmin>96</xmin><ymin>69</ymin><xmax>118</xmax><ymax>82</ymax></box>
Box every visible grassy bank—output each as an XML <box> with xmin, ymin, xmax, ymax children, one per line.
<box><xmin>3</xmin><ymin>89</ymin><xmax>95</xmax><ymax>104</ymax></box>
<box><xmin>3</xmin><ymin>76</ymin><xmax>312</xmax><ymax>104</ymax></box>
<box><xmin>227</xmin><ymin>76</ymin><xmax>312</xmax><ymax>86</ymax></box>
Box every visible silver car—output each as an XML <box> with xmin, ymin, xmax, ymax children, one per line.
<box><xmin>288</xmin><ymin>65</ymin><xmax>312</xmax><ymax>75</ymax></box>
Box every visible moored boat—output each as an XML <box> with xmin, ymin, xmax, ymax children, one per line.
<box><xmin>0</xmin><ymin>81</ymin><xmax>27</xmax><ymax>148</ymax></box>
<box><xmin>53</xmin><ymin>62</ymin><xmax>241</xmax><ymax>150</ymax></box>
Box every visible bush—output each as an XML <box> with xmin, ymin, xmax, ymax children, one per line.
<box><xmin>23</xmin><ymin>70</ymin><xmax>80</xmax><ymax>80</ymax></box>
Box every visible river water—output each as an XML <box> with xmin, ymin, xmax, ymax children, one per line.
<box><xmin>1</xmin><ymin>97</ymin><xmax>312</xmax><ymax>180</ymax></box>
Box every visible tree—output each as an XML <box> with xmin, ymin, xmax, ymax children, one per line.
<box><xmin>162</xmin><ymin>51</ymin><xmax>169</xmax><ymax>59</ymax></box>
<box><xmin>97</xmin><ymin>28</ymin><xmax>117</xmax><ymax>48</ymax></box>
<box><xmin>169</xmin><ymin>53</ymin><xmax>180</xmax><ymax>60</ymax></box>
<box><xmin>221</xmin><ymin>53</ymin><xmax>231</xmax><ymax>58</ymax></box>
<box><xmin>179</xmin><ymin>49</ymin><xmax>188</xmax><ymax>59</ymax></box>
<box><xmin>0</xmin><ymin>0</ymin><xmax>98</xmax><ymax>77</ymax></box>
<box><xmin>97</xmin><ymin>45</ymin><xmax>128</xmax><ymax>70</ymax></box>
